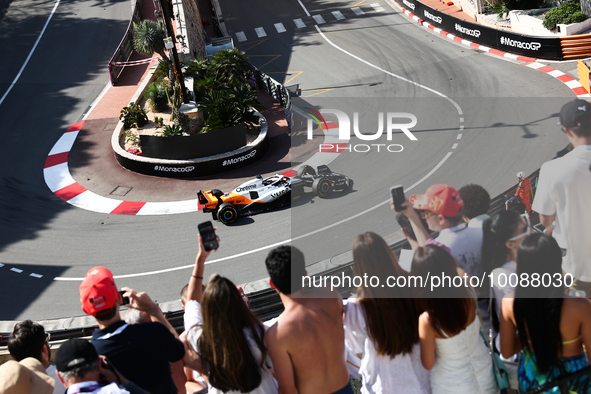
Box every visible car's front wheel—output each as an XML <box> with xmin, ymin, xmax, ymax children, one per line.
<box><xmin>218</xmin><ymin>203</ymin><xmax>238</xmax><ymax>225</ymax></box>
<box><xmin>313</xmin><ymin>177</ymin><xmax>332</xmax><ymax>198</ymax></box>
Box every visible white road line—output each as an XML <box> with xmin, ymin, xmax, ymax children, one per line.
<box><xmin>297</xmin><ymin>0</ymin><xmax>311</xmax><ymax>16</ymax></box>
<box><xmin>457</xmin><ymin>134</ymin><xmax>463</xmax><ymax>139</ymax></box>
<box><xmin>332</xmin><ymin>10</ymin><xmax>345</xmax><ymax>20</ymax></box>
<box><xmin>254</xmin><ymin>27</ymin><xmax>267</xmax><ymax>37</ymax></box>
<box><xmin>313</xmin><ymin>15</ymin><xmax>326</xmax><ymax>24</ymax></box>
<box><xmin>236</xmin><ymin>31</ymin><xmax>247</xmax><ymax>42</ymax></box>
<box><xmin>294</xmin><ymin>18</ymin><xmax>306</xmax><ymax>28</ymax></box>
<box><xmin>452</xmin><ymin>143</ymin><xmax>458</xmax><ymax>149</ymax></box>
<box><xmin>0</xmin><ymin>0</ymin><xmax>61</xmax><ymax>107</ymax></box>
<box><xmin>30</xmin><ymin>273</ymin><xmax>43</xmax><ymax>278</ymax></box>
<box><xmin>11</xmin><ymin>268</ymin><xmax>23</xmax><ymax>273</ymax></box>
<box><xmin>371</xmin><ymin>3</ymin><xmax>385</xmax><ymax>12</ymax></box>
<box><xmin>0</xmin><ymin>263</ymin><xmax>4</xmax><ymax>267</ymax></box>
<box><xmin>313</xmin><ymin>26</ymin><xmax>463</xmax><ymax>115</ymax></box>
<box><xmin>274</xmin><ymin>23</ymin><xmax>286</xmax><ymax>33</ymax></box>
<box><xmin>460</xmin><ymin>117</ymin><xmax>464</xmax><ymax>122</ymax></box>
<box><xmin>351</xmin><ymin>7</ymin><xmax>365</xmax><ymax>16</ymax></box>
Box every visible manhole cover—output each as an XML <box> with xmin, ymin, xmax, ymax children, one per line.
<box><xmin>110</xmin><ymin>186</ymin><xmax>132</xmax><ymax>196</ymax></box>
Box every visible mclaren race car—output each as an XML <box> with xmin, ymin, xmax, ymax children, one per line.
<box><xmin>197</xmin><ymin>174</ymin><xmax>291</xmax><ymax>225</ymax></box>
<box><xmin>291</xmin><ymin>165</ymin><xmax>354</xmax><ymax>198</ymax></box>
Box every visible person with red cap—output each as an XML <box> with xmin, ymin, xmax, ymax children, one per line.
<box><xmin>397</xmin><ymin>184</ymin><xmax>484</xmax><ymax>280</ymax></box>
<box><xmin>80</xmin><ymin>266</ymin><xmax>185</xmax><ymax>394</ymax></box>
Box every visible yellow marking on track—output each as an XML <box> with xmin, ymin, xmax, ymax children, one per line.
<box><xmin>247</xmin><ymin>54</ymin><xmax>282</xmax><ymax>69</ymax></box>
<box><xmin>301</xmin><ymin>88</ymin><xmax>334</xmax><ymax>97</ymax></box>
<box><xmin>264</xmin><ymin>71</ymin><xmax>304</xmax><ymax>85</ymax></box>
<box><xmin>238</xmin><ymin>38</ymin><xmax>269</xmax><ymax>52</ymax></box>
<box><xmin>351</xmin><ymin>0</ymin><xmax>369</xmax><ymax>6</ymax></box>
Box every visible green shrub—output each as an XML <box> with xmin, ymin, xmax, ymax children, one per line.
<box><xmin>543</xmin><ymin>1</ymin><xmax>587</xmax><ymax>30</ymax></box>
<box><xmin>144</xmin><ymin>82</ymin><xmax>169</xmax><ymax>112</ymax></box>
<box><xmin>120</xmin><ymin>103</ymin><xmax>148</xmax><ymax>129</ymax></box>
<box><xmin>159</xmin><ymin>124</ymin><xmax>185</xmax><ymax>137</ymax></box>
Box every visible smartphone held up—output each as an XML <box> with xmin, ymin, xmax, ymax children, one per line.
<box><xmin>198</xmin><ymin>221</ymin><xmax>219</xmax><ymax>251</ymax></box>
<box><xmin>391</xmin><ymin>185</ymin><xmax>405</xmax><ymax>212</ymax></box>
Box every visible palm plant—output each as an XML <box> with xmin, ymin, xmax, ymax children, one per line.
<box><xmin>133</xmin><ymin>20</ymin><xmax>175</xmax><ymax>81</ymax></box>
<box><xmin>208</xmin><ymin>49</ymin><xmax>251</xmax><ymax>84</ymax></box>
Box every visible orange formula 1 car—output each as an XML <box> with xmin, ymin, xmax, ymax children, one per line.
<box><xmin>197</xmin><ymin>174</ymin><xmax>291</xmax><ymax>225</ymax></box>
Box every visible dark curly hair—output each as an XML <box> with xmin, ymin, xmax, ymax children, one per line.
<box><xmin>458</xmin><ymin>184</ymin><xmax>490</xmax><ymax>220</ymax></box>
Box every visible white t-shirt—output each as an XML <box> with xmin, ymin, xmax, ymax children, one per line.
<box><xmin>184</xmin><ymin>300</ymin><xmax>278</xmax><ymax>394</ymax></box>
<box><xmin>46</xmin><ymin>364</ymin><xmax>67</xmax><ymax>394</ymax></box>
<box><xmin>343</xmin><ymin>298</ymin><xmax>431</xmax><ymax>394</ymax></box>
<box><xmin>435</xmin><ymin>223</ymin><xmax>483</xmax><ymax>278</ymax></box>
<box><xmin>490</xmin><ymin>261</ymin><xmax>517</xmax><ymax>320</ymax></box>
<box><xmin>467</xmin><ymin>214</ymin><xmax>490</xmax><ymax>228</ymax></box>
<box><xmin>532</xmin><ymin>145</ymin><xmax>591</xmax><ymax>281</ymax></box>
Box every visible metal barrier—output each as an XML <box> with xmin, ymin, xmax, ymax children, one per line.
<box><xmin>251</xmin><ymin>66</ymin><xmax>293</xmax><ymax>131</ymax></box>
<box><xmin>107</xmin><ymin>0</ymin><xmax>144</xmax><ymax>85</ymax></box>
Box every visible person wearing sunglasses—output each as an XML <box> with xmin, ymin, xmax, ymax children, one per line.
<box><xmin>532</xmin><ymin>99</ymin><xmax>591</xmax><ymax>297</ymax></box>
<box><xmin>7</xmin><ymin>320</ymin><xmax>67</xmax><ymax>394</ymax></box>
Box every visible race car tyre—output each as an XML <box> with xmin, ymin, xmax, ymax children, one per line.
<box><xmin>296</xmin><ymin>165</ymin><xmax>316</xmax><ymax>177</ymax></box>
<box><xmin>348</xmin><ymin>179</ymin><xmax>354</xmax><ymax>193</ymax></box>
<box><xmin>313</xmin><ymin>177</ymin><xmax>332</xmax><ymax>198</ymax></box>
<box><xmin>211</xmin><ymin>189</ymin><xmax>224</xmax><ymax>198</ymax></box>
<box><xmin>218</xmin><ymin>203</ymin><xmax>238</xmax><ymax>225</ymax></box>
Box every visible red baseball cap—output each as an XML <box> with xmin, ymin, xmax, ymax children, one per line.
<box><xmin>79</xmin><ymin>267</ymin><xmax>119</xmax><ymax>316</ymax></box>
<box><xmin>409</xmin><ymin>184</ymin><xmax>463</xmax><ymax>217</ymax></box>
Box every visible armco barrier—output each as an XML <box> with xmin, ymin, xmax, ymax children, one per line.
<box><xmin>252</xmin><ymin>65</ymin><xmax>293</xmax><ymax>131</ymax></box>
<box><xmin>394</xmin><ymin>0</ymin><xmax>564</xmax><ymax>60</ymax></box>
<box><xmin>107</xmin><ymin>0</ymin><xmax>144</xmax><ymax>85</ymax></box>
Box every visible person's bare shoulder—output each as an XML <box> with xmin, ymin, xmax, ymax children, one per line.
<box><xmin>563</xmin><ymin>297</ymin><xmax>591</xmax><ymax>318</ymax></box>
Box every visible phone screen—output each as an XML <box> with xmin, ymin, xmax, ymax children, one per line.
<box><xmin>391</xmin><ymin>185</ymin><xmax>405</xmax><ymax>212</ymax></box>
<box><xmin>198</xmin><ymin>221</ymin><xmax>219</xmax><ymax>251</ymax></box>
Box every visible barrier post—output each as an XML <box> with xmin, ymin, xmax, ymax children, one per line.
<box><xmin>577</xmin><ymin>60</ymin><xmax>591</xmax><ymax>93</ymax></box>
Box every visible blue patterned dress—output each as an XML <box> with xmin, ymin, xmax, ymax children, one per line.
<box><xmin>518</xmin><ymin>348</ymin><xmax>591</xmax><ymax>393</ymax></box>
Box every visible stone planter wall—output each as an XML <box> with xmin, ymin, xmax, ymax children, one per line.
<box><xmin>510</xmin><ymin>9</ymin><xmax>591</xmax><ymax>36</ymax></box>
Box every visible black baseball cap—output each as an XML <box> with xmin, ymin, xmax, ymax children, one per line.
<box><xmin>55</xmin><ymin>339</ymin><xmax>98</xmax><ymax>372</ymax></box>
<box><xmin>558</xmin><ymin>99</ymin><xmax>591</xmax><ymax>128</ymax></box>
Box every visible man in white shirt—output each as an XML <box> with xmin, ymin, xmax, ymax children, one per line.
<box><xmin>458</xmin><ymin>184</ymin><xmax>491</xmax><ymax>228</ymax></box>
<box><xmin>532</xmin><ymin>99</ymin><xmax>591</xmax><ymax>295</ymax></box>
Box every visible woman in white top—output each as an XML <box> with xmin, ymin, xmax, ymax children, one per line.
<box><xmin>184</xmin><ymin>236</ymin><xmax>278</xmax><ymax>394</ymax></box>
<box><xmin>412</xmin><ymin>245</ymin><xmax>498</xmax><ymax>394</ymax></box>
<box><xmin>344</xmin><ymin>232</ymin><xmax>430</xmax><ymax>394</ymax></box>
<box><xmin>482</xmin><ymin>210</ymin><xmax>530</xmax><ymax>323</ymax></box>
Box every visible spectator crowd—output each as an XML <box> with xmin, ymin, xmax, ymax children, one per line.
<box><xmin>1</xmin><ymin>100</ymin><xmax>590</xmax><ymax>394</ymax></box>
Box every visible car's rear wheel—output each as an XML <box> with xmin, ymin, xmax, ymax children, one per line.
<box><xmin>348</xmin><ymin>179</ymin><xmax>354</xmax><ymax>193</ymax></box>
<box><xmin>218</xmin><ymin>203</ymin><xmax>238</xmax><ymax>225</ymax></box>
<box><xmin>313</xmin><ymin>177</ymin><xmax>332</xmax><ymax>198</ymax></box>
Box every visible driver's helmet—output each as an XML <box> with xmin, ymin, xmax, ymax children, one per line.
<box><xmin>516</xmin><ymin>171</ymin><xmax>525</xmax><ymax>181</ymax></box>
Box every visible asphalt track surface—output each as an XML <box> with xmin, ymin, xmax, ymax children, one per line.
<box><xmin>0</xmin><ymin>0</ymin><xmax>576</xmax><ymax>322</ymax></box>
